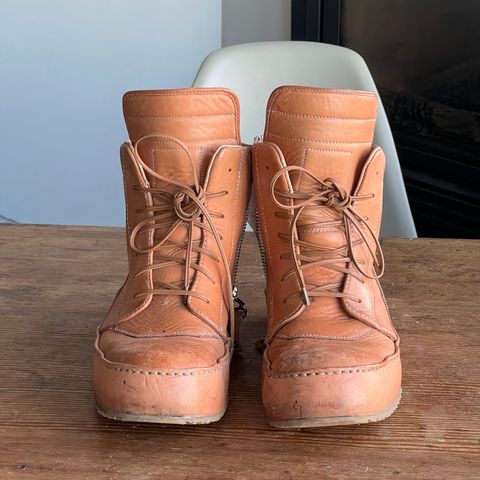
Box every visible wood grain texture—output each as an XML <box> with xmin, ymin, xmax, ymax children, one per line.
<box><xmin>0</xmin><ymin>224</ymin><xmax>479</xmax><ymax>479</ymax></box>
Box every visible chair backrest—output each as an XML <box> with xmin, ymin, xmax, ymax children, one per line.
<box><xmin>193</xmin><ymin>41</ymin><xmax>417</xmax><ymax>237</ymax></box>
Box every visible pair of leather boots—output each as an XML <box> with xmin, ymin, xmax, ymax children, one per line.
<box><xmin>93</xmin><ymin>86</ymin><xmax>401</xmax><ymax>428</ymax></box>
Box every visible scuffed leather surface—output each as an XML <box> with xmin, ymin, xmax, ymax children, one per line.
<box><xmin>98</xmin><ymin>330</ymin><xmax>226</xmax><ymax>370</ymax></box>
<box><xmin>93</xmin><ymin>88</ymin><xmax>250</xmax><ymax>418</ymax></box>
<box><xmin>254</xmin><ymin>87</ymin><xmax>401</xmax><ymax>421</ymax></box>
<box><xmin>266</xmin><ymin>331</ymin><xmax>395</xmax><ymax>373</ymax></box>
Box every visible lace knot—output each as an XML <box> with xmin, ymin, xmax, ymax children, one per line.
<box><xmin>173</xmin><ymin>187</ymin><xmax>205</xmax><ymax>222</ymax></box>
<box><xmin>323</xmin><ymin>178</ymin><xmax>351</xmax><ymax>210</ymax></box>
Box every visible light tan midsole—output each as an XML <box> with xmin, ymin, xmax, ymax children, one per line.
<box><xmin>96</xmin><ymin>404</ymin><xmax>226</xmax><ymax>425</ymax></box>
<box><xmin>268</xmin><ymin>390</ymin><xmax>402</xmax><ymax>429</ymax></box>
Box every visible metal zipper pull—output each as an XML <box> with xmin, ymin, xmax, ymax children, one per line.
<box><xmin>232</xmin><ymin>286</ymin><xmax>247</xmax><ymax>352</ymax></box>
<box><xmin>232</xmin><ymin>286</ymin><xmax>247</xmax><ymax>316</ymax></box>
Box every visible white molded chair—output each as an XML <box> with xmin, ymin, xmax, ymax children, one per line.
<box><xmin>193</xmin><ymin>41</ymin><xmax>416</xmax><ymax>238</ymax></box>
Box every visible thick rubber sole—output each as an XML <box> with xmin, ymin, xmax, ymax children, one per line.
<box><xmin>267</xmin><ymin>390</ymin><xmax>402</xmax><ymax>429</ymax></box>
<box><xmin>96</xmin><ymin>404</ymin><xmax>226</xmax><ymax>425</ymax></box>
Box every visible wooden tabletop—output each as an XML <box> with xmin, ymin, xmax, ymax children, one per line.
<box><xmin>0</xmin><ymin>224</ymin><xmax>479</xmax><ymax>479</ymax></box>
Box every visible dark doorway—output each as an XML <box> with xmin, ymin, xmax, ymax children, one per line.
<box><xmin>292</xmin><ymin>0</ymin><xmax>480</xmax><ymax>238</ymax></box>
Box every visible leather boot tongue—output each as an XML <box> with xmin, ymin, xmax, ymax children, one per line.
<box><xmin>134</xmin><ymin>136</ymin><xmax>197</xmax><ymax>194</ymax></box>
<box><xmin>264</xmin><ymin>87</ymin><xmax>378</xmax><ymax>247</ymax></box>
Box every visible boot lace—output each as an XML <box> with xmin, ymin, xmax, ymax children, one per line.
<box><xmin>270</xmin><ymin>165</ymin><xmax>385</xmax><ymax>307</ymax></box>
<box><xmin>128</xmin><ymin>134</ymin><xmax>235</xmax><ymax>337</ymax></box>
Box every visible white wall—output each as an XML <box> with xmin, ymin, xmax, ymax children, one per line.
<box><xmin>0</xmin><ymin>0</ymin><xmax>221</xmax><ymax>226</ymax></box>
<box><xmin>222</xmin><ymin>0</ymin><xmax>291</xmax><ymax>47</ymax></box>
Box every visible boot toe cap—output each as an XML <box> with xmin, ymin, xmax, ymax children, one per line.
<box><xmin>92</xmin><ymin>329</ymin><xmax>231</xmax><ymax>420</ymax></box>
<box><xmin>98</xmin><ymin>329</ymin><xmax>227</xmax><ymax>370</ymax></box>
<box><xmin>263</xmin><ymin>332</ymin><xmax>401</xmax><ymax>426</ymax></box>
<box><xmin>267</xmin><ymin>330</ymin><xmax>394</xmax><ymax>373</ymax></box>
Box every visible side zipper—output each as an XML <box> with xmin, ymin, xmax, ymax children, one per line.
<box><xmin>254</xmin><ymin>207</ymin><xmax>267</xmax><ymax>275</ymax></box>
<box><xmin>230</xmin><ymin>196</ymin><xmax>251</xmax><ymax>351</ymax></box>
<box><xmin>232</xmin><ymin>203</ymin><xmax>249</xmax><ymax>290</ymax></box>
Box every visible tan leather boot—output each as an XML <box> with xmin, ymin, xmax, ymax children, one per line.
<box><xmin>93</xmin><ymin>88</ymin><xmax>251</xmax><ymax>424</ymax></box>
<box><xmin>253</xmin><ymin>86</ymin><xmax>401</xmax><ymax>428</ymax></box>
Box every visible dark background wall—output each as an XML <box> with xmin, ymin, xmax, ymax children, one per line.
<box><xmin>292</xmin><ymin>0</ymin><xmax>480</xmax><ymax>238</ymax></box>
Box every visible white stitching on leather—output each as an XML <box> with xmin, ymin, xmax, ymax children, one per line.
<box><xmin>346</xmin><ymin>291</ymin><xmax>384</xmax><ymax>332</ymax></box>
<box><xmin>268</xmin><ymin>87</ymin><xmax>376</xmax><ymax>99</ymax></box>
<box><xmin>150</xmin><ymin>146</ymin><xmax>203</xmax><ymax>151</ymax></box>
<box><xmin>151</xmin><ymin>146</ymin><xmax>204</xmax><ymax>186</ymax></box>
<box><xmin>124</xmin><ymin>89</ymin><xmax>240</xmax><ymax>141</ymax></box>
<box><xmin>343</xmin><ymin>148</ymin><xmax>393</xmax><ymax>338</ymax></box>
<box><xmin>125</xmin><ymin>90</ymin><xmax>234</xmax><ymax>97</ymax></box>
<box><xmin>187</xmin><ymin>149</ymin><xmax>232</xmax><ymax>336</ymax></box>
<box><xmin>266</xmin><ymin>355</ymin><xmax>400</xmax><ymax>378</ymax></box>
<box><xmin>265</xmin><ymin>87</ymin><xmax>376</xmax><ymax>134</ymax></box>
<box><xmin>296</xmin><ymin>148</ymin><xmax>307</xmax><ymax>191</ymax></box>
<box><xmin>276</xmin><ymin>328</ymin><xmax>375</xmax><ymax>341</ymax></box>
<box><xmin>302</xmin><ymin>148</ymin><xmax>352</xmax><ymax>155</ymax></box>
<box><xmin>121</xmin><ymin>156</ymin><xmax>131</xmax><ymax>270</ymax></box>
<box><xmin>107</xmin><ymin>367</ymin><xmax>224</xmax><ymax>376</ymax></box>
<box><xmin>177</xmin><ymin>138</ymin><xmax>237</xmax><ymax>144</ymax></box>
<box><xmin>270</xmin><ymin>110</ymin><xmax>376</xmax><ymax>121</ymax></box>
<box><xmin>301</xmin><ymin>227</ymin><xmax>340</xmax><ymax>233</ymax></box>
<box><xmin>98</xmin><ymin>356</ymin><xmax>227</xmax><ymax>377</ymax></box>
<box><xmin>230</xmin><ymin>150</ymin><xmax>244</xmax><ymax>265</ymax></box>
<box><xmin>151</xmin><ymin>149</ymin><xmax>156</xmax><ymax>188</ymax></box>
<box><xmin>253</xmin><ymin>147</ymin><xmax>274</xmax><ymax>318</ymax></box>
<box><xmin>105</xmin><ymin>147</ymin><xmax>152</xmax><ymax>328</ymax></box>
<box><xmin>113</xmin><ymin>329</ymin><xmax>220</xmax><ymax>338</ymax></box>
<box><xmin>267</xmin><ymin>132</ymin><xmax>371</xmax><ymax>145</ymax></box>
<box><xmin>126</xmin><ymin>113</ymin><xmax>235</xmax><ymax>120</ymax></box>
<box><xmin>303</xmin><ymin>147</ymin><xmax>354</xmax><ymax>194</ymax></box>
